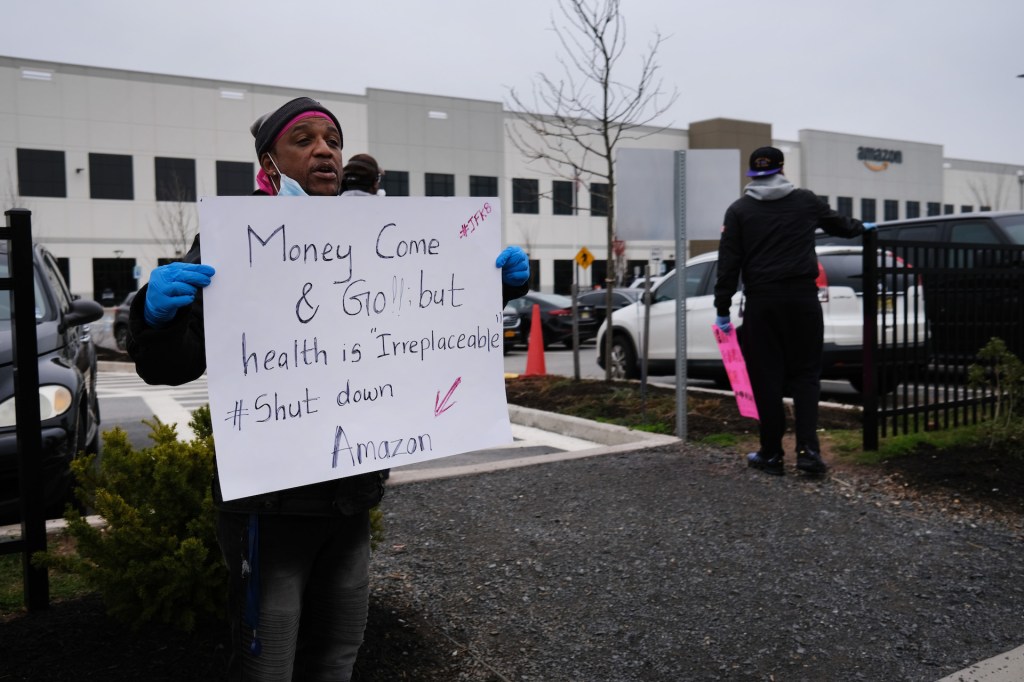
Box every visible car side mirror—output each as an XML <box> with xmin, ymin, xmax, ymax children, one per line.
<box><xmin>60</xmin><ymin>298</ymin><xmax>104</xmax><ymax>332</ymax></box>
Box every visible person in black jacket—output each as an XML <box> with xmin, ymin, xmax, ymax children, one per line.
<box><xmin>340</xmin><ymin>153</ymin><xmax>384</xmax><ymax>196</ymax></box>
<box><xmin>713</xmin><ymin>146</ymin><xmax>871</xmax><ymax>476</ymax></box>
<box><xmin>127</xmin><ymin>97</ymin><xmax>530</xmax><ymax>681</ymax></box>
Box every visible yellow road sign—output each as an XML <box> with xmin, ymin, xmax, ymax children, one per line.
<box><xmin>575</xmin><ymin>246</ymin><xmax>595</xmax><ymax>269</ymax></box>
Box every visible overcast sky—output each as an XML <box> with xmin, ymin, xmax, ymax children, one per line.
<box><xmin>5</xmin><ymin>0</ymin><xmax>1023</xmax><ymax>166</ymax></box>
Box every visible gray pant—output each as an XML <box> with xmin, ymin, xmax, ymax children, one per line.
<box><xmin>217</xmin><ymin>509</ymin><xmax>371</xmax><ymax>681</ymax></box>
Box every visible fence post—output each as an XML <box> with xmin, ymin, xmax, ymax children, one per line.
<box><xmin>2</xmin><ymin>208</ymin><xmax>50</xmax><ymax>609</ymax></box>
<box><xmin>862</xmin><ymin>229</ymin><xmax>879</xmax><ymax>451</ymax></box>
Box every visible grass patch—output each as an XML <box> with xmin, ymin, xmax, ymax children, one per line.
<box><xmin>835</xmin><ymin>422</ymin><xmax>990</xmax><ymax>465</ymax></box>
<box><xmin>1</xmin><ymin>533</ymin><xmax>94</xmax><ymax>618</ymax></box>
<box><xmin>699</xmin><ymin>433</ymin><xmax>742</xmax><ymax>448</ymax></box>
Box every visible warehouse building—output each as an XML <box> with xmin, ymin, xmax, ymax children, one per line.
<box><xmin>2</xmin><ymin>56</ymin><xmax>1021</xmax><ymax>301</ymax></box>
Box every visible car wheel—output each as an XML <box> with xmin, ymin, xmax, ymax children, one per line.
<box><xmin>114</xmin><ymin>325</ymin><xmax>129</xmax><ymax>351</ymax></box>
<box><xmin>608</xmin><ymin>334</ymin><xmax>639</xmax><ymax>380</ymax></box>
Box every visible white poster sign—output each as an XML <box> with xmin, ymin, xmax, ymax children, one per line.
<box><xmin>199</xmin><ymin>196</ymin><xmax>512</xmax><ymax>500</ymax></box>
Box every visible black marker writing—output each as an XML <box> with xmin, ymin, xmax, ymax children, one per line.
<box><xmin>246</xmin><ymin>223</ymin><xmax>353</xmax><ymax>284</ymax></box>
<box><xmin>331</xmin><ymin>425</ymin><xmax>433</xmax><ymax>468</ymax></box>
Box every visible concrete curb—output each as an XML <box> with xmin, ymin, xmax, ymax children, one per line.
<box><xmin>386</xmin><ymin>405</ymin><xmax>680</xmax><ymax>486</ymax></box>
<box><xmin>507</xmin><ymin>404</ymin><xmax>679</xmax><ymax>447</ymax></box>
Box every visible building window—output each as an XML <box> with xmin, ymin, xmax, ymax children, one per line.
<box><xmin>425</xmin><ymin>172</ymin><xmax>454</xmax><ymax>197</ymax></box>
<box><xmin>512</xmin><ymin>178</ymin><xmax>539</xmax><ymax>214</ymax></box>
<box><xmin>884</xmin><ymin>200</ymin><xmax>899</xmax><ymax>221</ymax></box>
<box><xmin>980</xmin><ymin>205</ymin><xmax>992</xmax><ymax>212</ymax></box>
<box><xmin>961</xmin><ymin>205</ymin><xmax>973</xmax><ymax>213</ymax></box>
<box><xmin>381</xmin><ymin>170</ymin><xmax>409</xmax><ymax>196</ymax></box>
<box><xmin>590</xmin><ymin>182</ymin><xmax>609</xmax><ymax>217</ymax></box>
<box><xmin>217</xmin><ymin>161</ymin><xmax>254</xmax><ymax>196</ymax></box>
<box><xmin>469</xmin><ymin>175</ymin><xmax>497</xmax><ymax>197</ymax></box>
<box><xmin>552</xmin><ymin>180</ymin><xmax>574</xmax><ymax>215</ymax></box>
<box><xmin>836</xmin><ymin>196</ymin><xmax>852</xmax><ymax>217</ymax></box>
<box><xmin>92</xmin><ymin>257</ymin><xmax>137</xmax><ymax>306</ymax></box>
<box><xmin>88</xmin><ymin>153</ymin><xmax>133</xmax><ymax>200</ymax></box>
<box><xmin>55</xmin><ymin>257</ymin><xmax>70</xmax><ymax>287</ymax></box>
<box><xmin>944</xmin><ymin>204</ymin><xmax>954</xmax><ymax>215</ymax></box>
<box><xmin>819</xmin><ymin>195</ymin><xmax>829</xmax><ymax>207</ymax></box>
<box><xmin>860</xmin><ymin>198</ymin><xmax>876</xmax><ymax>223</ymax></box>
<box><xmin>906</xmin><ymin>201</ymin><xmax>920</xmax><ymax>219</ymax></box>
<box><xmin>17</xmin><ymin>148</ymin><xmax>66</xmax><ymax>197</ymax></box>
<box><xmin>927</xmin><ymin>202</ymin><xmax>941</xmax><ymax>217</ymax></box>
<box><xmin>155</xmin><ymin>157</ymin><xmax>196</xmax><ymax>202</ymax></box>
<box><xmin>553</xmin><ymin>260</ymin><xmax>573</xmax><ymax>295</ymax></box>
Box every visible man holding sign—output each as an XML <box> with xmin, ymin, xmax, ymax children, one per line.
<box><xmin>713</xmin><ymin>147</ymin><xmax>871</xmax><ymax>477</ymax></box>
<box><xmin>127</xmin><ymin>97</ymin><xmax>529</xmax><ymax>681</ymax></box>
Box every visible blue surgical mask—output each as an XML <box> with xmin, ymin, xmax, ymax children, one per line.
<box><xmin>268</xmin><ymin>155</ymin><xmax>307</xmax><ymax>197</ymax></box>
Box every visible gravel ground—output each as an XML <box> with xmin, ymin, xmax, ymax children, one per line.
<box><xmin>369</xmin><ymin>442</ymin><xmax>1024</xmax><ymax>682</ymax></box>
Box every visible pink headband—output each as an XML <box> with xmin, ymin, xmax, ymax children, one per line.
<box><xmin>272</xmin><ymin>111</ymin><xmax>333</xmax><ymax>148</ymax></box>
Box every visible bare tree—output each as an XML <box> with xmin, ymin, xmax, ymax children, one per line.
<box><xmin>150</xmin><ymin>174</ymin><xmax>197</xmax><ymax>261</ymax></box>
<box><xmin>505</xmin><ymin>0</ymin><xmax>678</xmax><ymax>380</ymax></box>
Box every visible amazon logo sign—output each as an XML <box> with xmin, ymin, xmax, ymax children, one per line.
<box><xmin>858</xmin><ymin>146</ymin><xmax>903</xmax><ymax>172</ymax></box>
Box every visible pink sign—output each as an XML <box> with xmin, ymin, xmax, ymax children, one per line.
<box><xmin>712</xmin><ymin>325</ymin><xmax>759</xmax><ymax>420</ymax></box>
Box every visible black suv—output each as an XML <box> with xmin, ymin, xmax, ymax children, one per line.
<box><xmin>817</xmin><ymin>211</ymin><xmax>1024</xmax><ymax>361</ymax></box>
<box><xmin>0</xmin><ymin>243</ymin><xmax>104</xmax><ymax>523</ymax></box>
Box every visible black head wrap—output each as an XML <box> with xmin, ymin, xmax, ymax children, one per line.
<box><xmin>250</xmin><ymin>97</ymin><xmax>343</xmax><ymax>157</ymax></box>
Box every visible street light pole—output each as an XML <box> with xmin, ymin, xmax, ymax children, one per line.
<box><xmin>1017</xmin><ymin>170</ymin><xmax>1024</xmax><ymax>211</ymax></box>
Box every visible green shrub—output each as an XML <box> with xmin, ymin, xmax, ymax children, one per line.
<box><xmin>37</xmin><ymin>406</ymin><xmax>226</xmax><ymax>632</ymax></box>
<box><xmin>967</xmin><ymin>337</ymin><xmax>1024</xmax><ymax>451</ymax></box>
<box><xmin>36</xmin><ymin>405</ymin><xmax>386</xmax><ymax>633</ymax></box>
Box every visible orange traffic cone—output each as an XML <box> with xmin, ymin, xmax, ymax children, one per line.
<box><xmin>522</xmin><ymin>303</ymin><xmax>546</xmax><ymax>376</ymax></box>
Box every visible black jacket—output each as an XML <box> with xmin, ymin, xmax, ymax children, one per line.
<box><xmin>128</xmin><ymin>197</ymin><xmax>529</xmax><ymax>514</ymax></box>
<box><xmin>713</xmin><ymin>181</ymin><xmax>864</xmax><ymax>316</ymax></box>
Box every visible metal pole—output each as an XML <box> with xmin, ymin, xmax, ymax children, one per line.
<box><xmin>3</xmin><ymin>208</ymin><xmax>50</xmax><ymax>608</ymax></box>
<box><xmin>673</xmin><ymin>152</ymin><xmax>688</xmax><ymax>440</ymax></box>
<box><xmin>862</xmin><ymin>228</ymin><xmax>880</xmax><ymax>451</ymax></box>
<box><xmin>572</xmin><ymin>263</ymin><xmax>580</xmax><ymax>381</ymax></box>
<box><xmin>641</xmin><ymin>264</ymin><xmax>653</xmax><ymax>422</ymax></box>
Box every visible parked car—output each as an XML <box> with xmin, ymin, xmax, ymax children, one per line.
<box><xmin>112</xmin><ymin>290</ymin><xmax>137</xmax><ymax>351</ymax></box>
<box><xmin>0</xmin><ymin>242</ymin><xmax>104</xmax><ymax>523</ymax></box>
<box><xmin>502</xmin><ymin>303</ymin><xmax>522</xmax><ymax>354</ymax></box>
<box><xmin>816</xmin><ymin>211</ymin><xmax>1024</xmax><ymax>249</ymax></box>
<box><xmin>506</xmin><ymin>291</ymin><xmax>599</xmax><ymax>348</ymax></box>
<box><xmin>818</xmin><ymin>211</ymin><xmax>1024</xmax><ymax>361</ymax></box>
<box><xmin>596</xmin><ymin>245</ymin><xmax>927</xmax><ymax>393</ymax></box>
<box><xmin>576</xmin><ymin>288</ymin><xmax>643</xmax><ymax>329</ymax></box>
<box><xmin>626</xmin><ymin>273</ymin><xmax>669</xmax><ymax>290</ymax></box>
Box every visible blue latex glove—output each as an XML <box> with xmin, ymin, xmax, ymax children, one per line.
<box><xmin>144</xmin><ymin>262</ymin><xmax>216</xmax><ymax>328</ymax></box>
<box><xmin>863</xmin><ymin>222</ymin><xmax>877</xmax><ymax>231</ymax></box>
<box><xmin>715</xmin><ymin>315</ymin><xmax>733</xmax><ymax>333</ymax></box>
<box><xmin>495</xmin><ymin>246</ymin><xmax>530</xmax><ymax>286</ymax></box>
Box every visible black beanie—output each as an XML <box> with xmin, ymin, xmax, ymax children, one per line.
<box><xmin>250</xmin><ymin>97</ymin><xmax>343</xmax><ymax>157</ymax></box>
<box><xmin>342</xmin><ymin>154</ymin><xmax>382</xmax><ymax>191</ymax></box>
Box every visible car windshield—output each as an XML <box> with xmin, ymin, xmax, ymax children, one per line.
<box><xmin>994</xmin><ymin>215</ymin><xmax>1024</xmax><ymax>245</ymax></box>
<box><xmin>818</xmin><ymin>250</ymin><xmax>915</xmax><ymax>294</ymax></box>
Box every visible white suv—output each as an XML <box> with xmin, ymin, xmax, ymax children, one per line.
<box><xmin>596</xmin><ymin>245</ymin><xmax>927</xmax><ymax>393</ymax></box>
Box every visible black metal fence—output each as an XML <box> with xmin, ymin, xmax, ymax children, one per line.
<box><xmin>0</xmin><ymin>209</ymin><xmax>51</xmax><ymax>609</ymax></box>
<box><xmin>862</xmin><ymin>230</ymin><xmax>1024</xmax><ymax>449</ymax></box>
